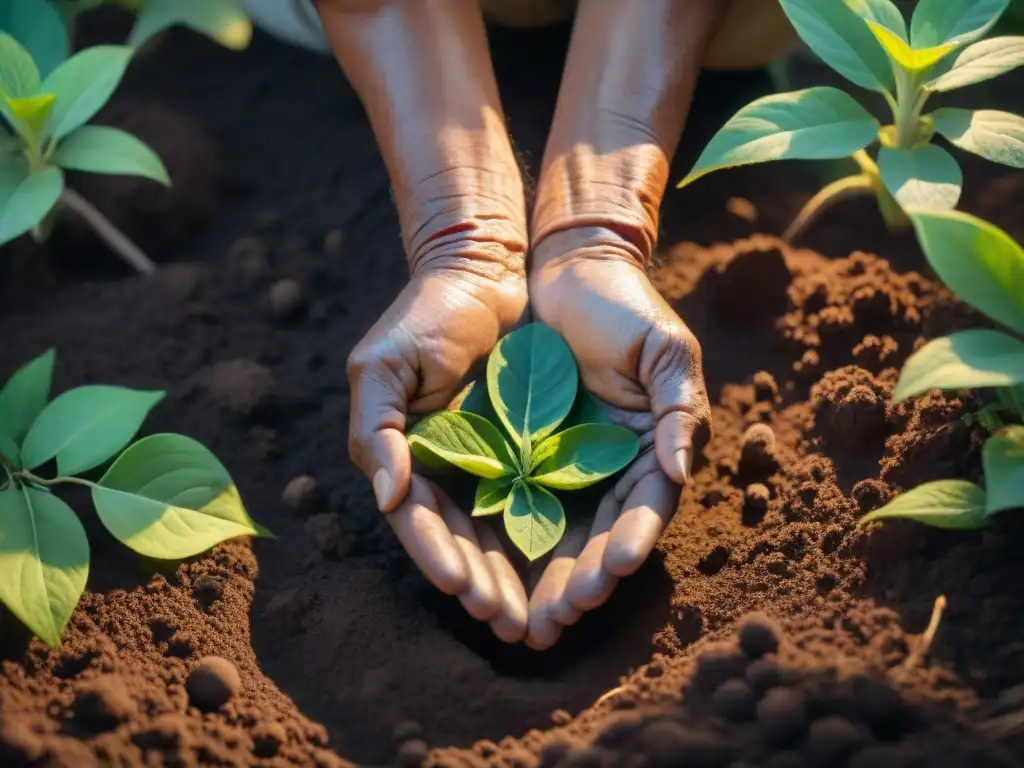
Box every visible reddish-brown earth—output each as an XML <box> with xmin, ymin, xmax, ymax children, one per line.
<box><xmin>2</xmin><ymin>10</ymin><xmax>1023</xmax><ymax>768</ymax></box>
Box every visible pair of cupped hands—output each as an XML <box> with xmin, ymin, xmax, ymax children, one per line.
<box><xmin>346</xmin><ymin>213</ymin><xmax>712</xmax><ymax>650</ymax></box>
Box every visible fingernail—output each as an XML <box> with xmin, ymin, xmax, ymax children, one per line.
<box><xmin>676</xmin><ymin>447</ymin><xmax>693</xmax><ymax>484</ymax></box>
<box><xmin>372</xmin><ymin>468</ymin><xmax>392</xmax><ymax>510</ymax></box>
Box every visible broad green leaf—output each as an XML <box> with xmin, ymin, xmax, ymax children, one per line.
<box><xmin>0</xmin><ymin>32</ymin><xmax>39</xmax><ymax>98</ymax></box>
<box><xmin>0</xmin><ymin>487</ymin><xmax>88</xmax><ymax>647</ymax></box>
<box><xmin>504</xmin><ymin>481</ymin><xmax>565</xmax><ymax>561</ymax></box>
<box><xmin>6</xmin><ymin>93</ymin><xmax>56</xmax><ymax>141</ymax></box>
<box><xmin>21</xmin><ymin>384</ymin><xmax>164</xmax><ymax>476</ymax></box>
<box><xmin>129</xmin><ymin>0</ymin><xmax>252</xmax><ymax>50</ymax></box>
<box><xmin>909</xmin><ymin>209</ymin><xmax>1024</xmax><ymax>334</ymax></box>
<box><xmin>845</xmin><ymin>0</ymin><xmax>907</xmax><ymax>39</ymax></box>
<box><xmin>0</xmin><ymin>0</ymin><xmax>69</xmax><ymax>78</ymax></box>
<box><xmin>932</xmin><ymin>108</ymin><xmax>1024</xmax><ymax>168</ymax></box>
<box><xmin>928</xmin><ymin>37</ymin><xmax>1024</xmax><ymax>91</ymax></box>
<box><xmin>561</xmin><ymin>388</ymin><xmax>615</xmax><ymax>429</ymax></box>
<box><xmin>473</xmin><ymin>475</ymin><xmax>516</xmax><ymax>517</ymax></box>
<box><xmin>0</xmin><ymin>166</ymin><xmax>63</xmax><ymax>247</ymax></box>
<box><xmin>487</xmin><ymin>323</ymin><xmax>578</xmax><ymax>449</ymax></box>
<box><xmin>893</xmin><ymin>330</ymin><xmax>1024</xmax><ymax>402</ymax></box>
<box><xmin>407</xmin><ymin>411</ymin><xmax>518</xmax><ymax>479</ymax></box>
<box><xmin>678</xmin><ymin>88</ymin><xmax>879</xmax><ymax>187</ymax></box>
<box><xmin>530</xmin><ymin>424</ymin><xmax>640</xmax><ymax>490</ymax></box>
<box><xmin>53</xmin><ymin>126</ymin><xmax>170</xmax><ymax>185</ymax></box>
<box><xmin>458</xmin><ymin>379</ymin><xmax>501</xmax><ymax>424</ymax></box>
<box><xmin>877</xmin><ymin>145</ymin><xmax>962</xmax><ymax>210</ymax></box>
<box><xmin>983</xmin><ymin>426</ymin><xmax>1024</xmax><ymax>515</ymax></box>
<box><xmin>911</xmin><ymin>0</ymin><xmax>1009</xmax><ymax>48</ymax></box>
<box><xmin>92</xmin><ymin>433</ymin><xmax>265</xmax><ymax>559</ymax></box>
<box><xmin>778</xmin><ymin>0</ymin><xmax>895</xmax><ymax>92</ymax></box>
<box><xmin>858</xmin><ymin>479</ymin><xmax>988</xmax><ymax>529</ymax></box>
<box><xmin>41</xmin><ymin>45</ymin><xmax>133</xmax><ymax>140</ymax></box>
<box><xmin>0</xmin><ymin>348</ymin><xmax>55</xmax><ymax>446</ymax></box>
<box><xmin>866</xmin><ymin>21</ymin><xmax>957</xmax><ymax>72</ymax></box>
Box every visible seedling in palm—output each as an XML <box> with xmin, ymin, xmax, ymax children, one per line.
<box><xmin>407</xmin><ymin>323</ymin><xmax>640</xmax><ymax>561</ymax></box>
<box><xmin>860</xmin><ymin>210</ymin><xmax>1024</xmax><ymax>530</ymax></box>
<box><xmin>0</xmin><ymin>349</ymin><xmax>271</xmax><ymax>648</ymax></box>
<box><xmin>679</xmin><ymin>0</ymin><xmax>1024</xmax><ymax>239</ymax></box>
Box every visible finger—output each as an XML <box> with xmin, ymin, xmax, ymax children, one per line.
<box><xmin>387</xmin><ymin>476</ymin><xmax>469</xmax><ymax>595</ymax></box>
<box><xmin>475</xmin><ymin>524</ymin><xmax>529</xmax><ymax>643</ymax></box>
<box><xmin>564</xmin><ymin>491</ymin><xmax>622</xmax><ymax>612</ymax></box>
<box><xmin>603</xmin><ymin>470</ymin><xmax>680</xmax><ymax>577</ymax></box>
<box><xmin>526</xmin><ymin>526</ymin><xmax>589</xmax><ymax>651</ymax></box>
<box><xmin>435</xmin><ymin>489</ymin><xmax>501</xmax><ymax>622</ymax></box>
<box><xmin>348</xmin><ymin>348</ymin><xmax>414</xmax><ymax>512</ymax></box>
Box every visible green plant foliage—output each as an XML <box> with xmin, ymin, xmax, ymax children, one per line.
<box><xmin>127</xmin><ymin>0</ymin><xmax>252</xmax><ymax>51</ymax></box>
<box><xmin>982</xmin><ymin>426</ymin><xmax>1024</xmax><ymax>514</ymax></box>
<box><xmin>0</xmin><ymin>350</ymin><xmax>270</xmax><ymax>647</ymax></box>
<box><xmin>0</xmin><ymin>0</ymin><xmax>68</xmax><ymax>79</ymax></box>
<box><xmin>51</xmin><ymin>125</ymin><xmax>169</xmax><ymax>182</ymax></box>
<box><xmin>408</xmin><ymin>322</ymin><xmax>640</xmax><ymax>560</ymax></box>
<box><xmin>679</xmin><ymin>0</ymin><xmax>1024</xmax><ymax>237</ymax></box>
<box><xmin>859</xmin><ymin>480</ymin><xmax>989</xmax><ymax>529</ymax></box>
<box><xmin>893</xmin><ymin>330</ymin><xmax>1024</xmax><ymax>402</ymax></box>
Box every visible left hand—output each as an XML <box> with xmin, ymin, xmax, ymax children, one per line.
<box><xmin>525</xmin><ymin>226</ymin><xmax>712</xmax><ymax>649</ymax></box>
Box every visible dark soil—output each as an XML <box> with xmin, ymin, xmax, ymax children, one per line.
<box><xmin>2</xmin><ymin>9</ymin><xmax>1024</xmax><ymax>768</ymax></box>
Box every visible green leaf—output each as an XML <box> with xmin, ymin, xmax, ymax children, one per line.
<box><xmin>561</xmin><ymin>389</ymin><xmax>615</xmax><ymax>429</ymax></box>
<box><xmin>0</xmin><ymin>348</ymin><xmax>55</xmax><ymax>446</ymax></box>
<box><xmin>858</xmin><ymin>479</ymin><xmax>988</xmax><ymax>529</ymax></box>
<box><xmin>21</xmin><ymin>384</ymin><xmax>165</xmax><ymax>476</ymax></box>
<box><xmin>530</xmin><ymin>424</ymin><xmax>640</xmax><ymax>490</ymax></box>
<box><xmin>473</xmin><ymin>475</ymin><xmax>516</xmax><ymax>517</ymax></box>
<box><xmin>129</xmin><ymin>0</ymin><xmax>252</xmax><ymax>50</ymax></box>
<box><xmin>866</xmin><ymin>20</ymin><xmax>958</xmax><ymax>72</ymax></box>
<box><xmin>778</xmin><ymin>0</ymin><xmax>895</xmax><ymax>92</ymax></box>
<box><xmin>932</xmin><ymin>108</ymin><xmax>1024</xmax><ymax>168</ymax></box>
<box><xmin>908</xmin><ymin>209</ymin><xmax>1024</xmax><ymax>334</ymax></box>
<box><xmin>0</xmin><ymin>0</ymin><xmax>70</xmax><ymax>78</ymax></box>
<box><xmin>53</xmin><ymin>125</ymin><xmax>170</xmax><ymax>185</ymax></box>
<box><xmin>0</xmin><ymin>432</ymin><xmax>20</xmax><ymax>466</ymax></box>
<box><xmin>6</xmin><ymin>93</ymin><xmax>56</xmax><ymax>142</ymax></box>
<box><xmin>982</xmin><ymin>426</ymin><xmax>1024</xmax><ymax>514</ymax></box>
<box><xmin>927</xmin><ymin>36</ymin><xmax>1024</xmax><ymax>91</ymax></box>
<box><xmin>0</xmin><ymin>32</ymin><xmax>40</xmax><ymax>98</ymax></box>
<box><xmin>911</xmin><ymin>0</ymin><xmax>1009</xmax><ymax>48</ymax></box>
<box><xmin>41</xmin><ymin>45</ymin><xmax>133</xmax><ymax>140</ymax></box>
<box><xmin>487</xmin><ymin>323</ymin><xmax>578</xmax><ymax>449</ymax></box>
<box><xmin>678</xmin><ymin>88</ymin><xmax>880</xmax><ymax>188</ymax></box>
<box><xmin>893</xmin><ymin>330</ymin><xmax>1024</xmax><ymax>402</ymax></box>
<box><xmin>0</xmin><ymin>487</ymin><xmax>89</xmax><ymax>647</ymax></box>
<box><xmin>92</xmin><ymin>433</ymin><xmax>265</xmax><ymax>559</ymax></box>
<box><xmin>845</xmin><ymin>0</ymin><xmax>908</xmax><ymax>39</ymax></box>
<box><xmin>407</xmin><ymin>411</ymin><xmax>518</xmax><ymax>479</ymax></box>
<box><xmin>877</xmin><ymin>145</ymin><xmax>962</xmax><ymax>210</ymax></box>
<box><xmin>0</xmin><ymin>166</ymin><xmax>63</xmax><ymax>247</ymax></box>
<box><xmin>504</xmin><ymin>481</ymin><xmax>565</xmax><ymax>561</ymax></box>
<box><xmin>458</xmin><ymin>379</ymin><xmax>501</xmax><ymax>422</ymax></box>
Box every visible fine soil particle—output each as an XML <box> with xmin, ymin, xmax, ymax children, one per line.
<box><xmin>2</xmin><ymin>11</ymin><xmax>1024</xmax><ymax>768</ymax></box>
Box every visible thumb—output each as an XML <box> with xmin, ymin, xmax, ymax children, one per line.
<box><xmin>347</xmin><ymin>348</ymin><xmax>414</xmax><ymax>512</ymax></box>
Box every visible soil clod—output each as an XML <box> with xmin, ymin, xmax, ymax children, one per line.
<box><xmin>186</xmin><ymin>656</ymin><xmax>241</xmax><ymax>713</ymax></box>
<box><xmin>284</xmin><ymin>474</ymin><xmax>321</xmax><ymax>516</ymax></box>
<box><xmin>71</xmin><ymin>675</ymin><xmax>135</xmax><ymax>732</ymax></box>
<box><xmin>270</xmin><ymin>278</ymin><xmax>307</xmax><ymax>321</ymax></box>
<box><xmin>757</xmin><ymin>687</ymin><xmax>809</xmax><ymax>746</ymax></box>
<box><xmin>737</xmin><ymin>613</ymin><xmax>780</xmax><ymax>659</ymax></box>
<box><xmin>396</xmin><ymin>738</ymin><xmax>429</xmax><ymax>768</ymax></box>
<box><xmin>305</xmin><ymin>513</ymin><xmax>343</xmax><ymax>553</ymax></box>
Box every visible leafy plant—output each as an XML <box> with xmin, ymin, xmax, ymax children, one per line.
<box><xmin>678</xmin><ymin>0</ymin><xmax>1024</xmax><ymax>239</ymax></box>
<box><xmin>406</xmin><ymin>323</ymin><xmax>641</xmax><ymax>561</ymax></box>
<box><xmin>859</xmin><ymin>209</ymin><xmax>1024</xmax><ymax>530</ymax></box>
<box><xmin>0</xmin><ymin>32</ymin><xmax>168</xmax><ymax>273</ymax></box>
<box><xmin>0</xmin><ymin>349</ymin><xmax>271</xmax><ymax>647</ymax></box>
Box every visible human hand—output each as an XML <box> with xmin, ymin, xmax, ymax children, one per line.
<box><xmin>524</xmin><ymin>226</ymin><xmax>712</xmax><ymax>649</ymax></box>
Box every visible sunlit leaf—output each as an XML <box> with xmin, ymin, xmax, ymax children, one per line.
<box><xmin>129</xmin><ymin>0</ymin><xmax>252</xmax><ymax>51</ymax></box>
<box><xmin>0</xmin><ymin>348</ymin><xmax>55</xmax><ymax>447</ymax></box>
<box><xmin>472</xmin><ymin>475</ymin><xmax>516</xmax><ymax>517</ymax></box>
<box><xmin>41</xmin><ymin>45</ymin><xmax>133</xmax><ymax>140</ymax></box>
<box><xmin>928</xmin><ymin>36</ymin><xmax>1024</xmax><ymax>91</ymax></box>
<box><xmin>407</xmin><ymin>411</ymin><xmax>518</xmax><ymax>479</ymax></box>
<box><xmin>877</xmin><ymin>144</ymin><xmax>962</xmax><ymax>210</ymax></box>
<box><xmin>0</xmin><ymin>166</ymin><xmax>63</xmax><ymax>247</ymax></box>
<box><xmin>893</xmin><ymin>330</ymin><xmax>1024</xmax><ymax>402</ymax></box>
<box><xmin>504</xmin><ymin>481</ymin><xmax>565</xmax><ymax>561</ymax></box>
<box><xmin>53</xmin><ymin>125</ymin><xmax>170</xmax><ymax>184</ymax></box>
<box><xmin>530</xmin><ymin>424</ymin><xmax>640</xmax><ymax>490</ymax></box>
<box><xmin>0</xmin><ymin>31</ymin><xmax>39</xmax><ymax>98</ymax></box>
<box><xmin>858</xmin><ymin>479</ymin><xmax>988</xmax><ymax>529</ymax></box>
<box><xmin>982</xmin><ymin>426</ymin><xmax>1024</xmax><ymax>515</ymax></box>
<box><xmin>866</xmin><ymin>20</ymin><xmax>957</xmax><ymax>72</ymax></box>
<box><xmin>911</xmin><ymin>0</ymin><xmax>1009</xmax><ymax>47</ymax></box>
<box><xmin>932</xmin><ymin>108</ymin><xmax>1024</xmax><ymax>168</ymax></box>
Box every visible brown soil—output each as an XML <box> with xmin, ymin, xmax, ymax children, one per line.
<box><xmin>2</xmin><ymin>11</ymin><xmax>1024</xmax><ymax>768</ymax></box>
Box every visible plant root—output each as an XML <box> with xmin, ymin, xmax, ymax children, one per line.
<box><xmin>592</xmin><ymin>684</ymin><xmax>629</xmax><ymax>709</ymax></box>
<box><xmin>903</xmin><ymin>594</ymin><xmax>947</xmax><ymax>669</ymax></box>
<box><xmin>783</xmin><ymin>174</ymin><xmax>874</xmax><ymax>243</ymax></box>
<box><xmin>60</xmin><ymin>187</ymin><xmax>156</xmax><ymax>275</ymax></box>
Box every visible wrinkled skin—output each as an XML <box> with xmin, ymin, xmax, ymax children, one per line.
<box><xmin>319</xmin><ymin>0</ymin><xmax>721</xmax><ymax>647</ymax></box>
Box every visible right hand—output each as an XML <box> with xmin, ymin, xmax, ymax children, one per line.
<box><xmin>347</xmin><ymin>257</ymin><xmax>530</xmax><ymax>642</ymax></box>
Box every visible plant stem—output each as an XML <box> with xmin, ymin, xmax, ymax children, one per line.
<box><xmin>59</xmin><ymin>187</ymin><xmax>157</xmax><ymax>275</ymax></box>
<box><xmin>17</xmin><ymin>469</ymin><xmax>98</xmax><ymax>490</ymax></box>
<box><xmin>784</xmin><ymin>174</ymin><xmax>874</xmax><ymax>242</ymax></box>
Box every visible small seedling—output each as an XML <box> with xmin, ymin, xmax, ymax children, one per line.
<box><xmin>0</xmin><ymin>349</ymin><xmax>271</xmax><ymax>647</ymax></box>
<box><xmin>407</xmin><ymin>323</ymin><xmax>641</xmax><ymax>561</ymax></box>
<box><xmin>859</xmin><ymin>209</ymin><xmax>1024</xmax><ymax>530</ymax></box>
<box><xmin>0</xmin><ymin>33</ymin><xmax>168</xmax><ymax>273</ymax></box>
<box><xmin>679</xmin><ymin>0</ymin><xmax>1024</xmax><ymax>239</ymax></box>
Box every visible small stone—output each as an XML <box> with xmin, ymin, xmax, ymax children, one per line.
<box><xmin>737</xmin><ymin>613</ymin><xmax>780</xmax><ymax>658</ymax></box>
<box><xmin>72</xmin><ymin>675</ymin><xmax>135</xmax><ymax>732</ymax></box>
<box><xmin>324</xmin><ymin>229</ymin><xmax>344</xmax><ymax>256</ymax></box>
<box><xmin>192</xmin><ymin>577</ymin><xmax>223</xmax><ymax>611</ymax></box>
<box><xmin>186</xmin><ymin>656</ymin><xmax>241</xmax><ymax>712</ymax></box>
<box><xmin>805</xmin><ymin>716</ymin><xmax>868</xmax><ymax>766</ymax></box>
<box><xmin>757</xmin><ymin>687</ymin><xmax>808</xmax><ymax>746</ymax></box>
<box><xmin>269</xmin><ymin>278</ymin><xmax>306</xmax><ymax>321</ymax></box>
<box><xmin>397</xmin><ymin>738</ymin><xmax>429</xmax><ymax>768</ymax></box>
<box><xmin>392</xmin><ymin>720</ymin><xmax>424</xmax><ymax>744</ymax></box>
<box><xmin>710</xmin><ymin>678</ymin><xmax>756</xmax><ymax>722</ymax></box>
<box><xmin>305</xmin><ymin>513</ymin><xmax>342</xmax><ymax>553</ymax></box>
<box><xmin>283</xmin><ymin>475</ymin><xmax>319</xmax><ymax>516</ymax></box>
<box><xmin>753</xmin><ymin>370</ymin><xmax>778</xmax><ymax>402</ymax></box>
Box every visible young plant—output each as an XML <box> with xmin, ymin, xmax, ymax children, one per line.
<box><xmin>0</xmin><ymin>33</ymin><xmax>168</xmax><ymax>273</ymax></box>
<box><xmin>0</xmin><ymin>349</ymin><xmax>271</xmax><ymax>647</ymax></box>
<box><xmin>678</xmin><ymin>0</ymin><xmax>1024</xmax><ymax>240</ymax></box>
<box><xmin>859</xmin><ymin>209</ymin><xmax>1024</xmax><ymax>530</ymax></box>
<box><xmin>406</xmin><ymin>323</ymin><xmax>641</xmax><ymax>561</ymax></box>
